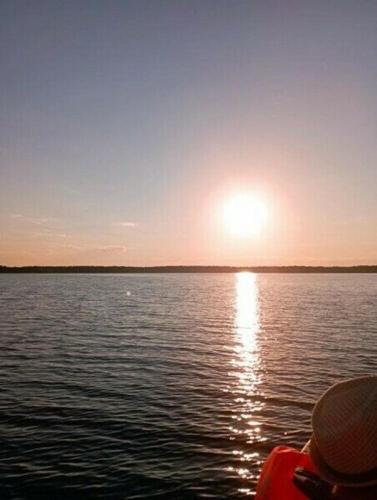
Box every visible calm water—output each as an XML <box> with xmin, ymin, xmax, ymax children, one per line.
<box><xmin>1</xmin><ymin>273</ymin><xmax>376</xmax><ymax>499</ymax></box>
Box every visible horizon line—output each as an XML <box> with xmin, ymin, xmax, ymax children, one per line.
<box><xmin>1</xmin><ymin>264</ymin><xmax>377</xmax><ymax>273</ymax></box>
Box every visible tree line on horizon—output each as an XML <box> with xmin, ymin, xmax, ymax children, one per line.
<box><xmin>1</xmin><ymin>265</ymin><xmax>377</xmax><ymax>273</ymax></box>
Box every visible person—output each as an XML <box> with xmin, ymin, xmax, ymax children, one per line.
<box><xmin>256</xmin><ymin>375</ymin><xmax>377</xmax><ymax>499</ymax></box>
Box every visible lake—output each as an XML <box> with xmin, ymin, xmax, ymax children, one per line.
<box><xmin>1</xmin><ymin>273</ymin><xmax>376</xmax><ymax>499</ymax></box>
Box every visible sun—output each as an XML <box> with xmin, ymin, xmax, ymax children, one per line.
<box><xmin>223</xmin><ymin>193</ymin><xmax>267</xmax><ymax>237</ymax></box>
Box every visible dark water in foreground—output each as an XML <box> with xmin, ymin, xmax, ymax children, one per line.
<box><xmin>1</xmin><ymin>273</ymin><xmax>376</xmax><ymax>499</ymax></box>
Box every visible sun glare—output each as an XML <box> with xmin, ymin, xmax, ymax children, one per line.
<box><xmin>223</xmin><ymin>194</ymin><xmax>267</xmax><ymax>237</ymax></box>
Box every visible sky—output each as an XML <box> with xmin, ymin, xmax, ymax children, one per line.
<box><xmin>1</xmin><ymin>0</ymin><xmax>377</xmax><ymax>266</ymax></box>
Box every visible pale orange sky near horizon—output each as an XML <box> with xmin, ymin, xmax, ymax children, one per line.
<box><xmin>1</xmin><ymin>1</ymin><xmax>377</xmax><ymax>267</ymax></box>
<box><xmin>2</xmin><ymin>180</ymin><xmax>376</xmax><ymax>267</ymax></box>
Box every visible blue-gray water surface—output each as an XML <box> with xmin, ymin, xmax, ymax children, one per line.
<box><xmin>1</xmin><ymin>273</ymin><xmax>376</xmax><ymax>499</ymax></box>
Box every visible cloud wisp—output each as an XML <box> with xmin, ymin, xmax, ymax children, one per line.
<box><xmin>113</xmin><ymin>221</ymin><xmax>138</xmax><ymax>228</ymax></box>
<box><xmin>94</xmin><ymin>245</ymin><xmax>127</xmax><ymax>253</ymax></box>
<box><xmin>31</xmin><ymin>232</ymin><xmax>69</xmax><ymax>239</ymax></box>
<box><xmin>10</xmin><ymin>214</ymin><xmax>56</xmax><ymax>226</ymax></box>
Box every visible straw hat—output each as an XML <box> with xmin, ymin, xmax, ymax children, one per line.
<box><xmin>309</xmin><ymin>375</ymin><xmax>377</xmax><ymax>487</ymax></box>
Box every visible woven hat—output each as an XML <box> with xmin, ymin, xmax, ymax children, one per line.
<box><xmin>309</xmin><ymin>376</ymin><xmax>377</xmax><ymax>487</ymax></box>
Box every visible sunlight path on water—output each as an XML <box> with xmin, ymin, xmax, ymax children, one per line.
<box><xmin>228</xmin><ymin>273</ymin><xmax>265</xmax><ymax>496</ymax></box>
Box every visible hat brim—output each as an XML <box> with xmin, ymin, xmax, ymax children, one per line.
<box><xmin>309</xmin><ymin>435</ymin><xmax>377</xmax><ymax>488</ymax></box>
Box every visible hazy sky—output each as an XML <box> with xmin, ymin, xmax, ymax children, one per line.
<box><xmin>1</xmin><ymin>0</ymin><xmax>377</xmax><ymax>266</ymax></box>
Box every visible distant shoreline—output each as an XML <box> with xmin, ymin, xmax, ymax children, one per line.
<box><xmin>1</xmin><ymin>265</ymin><xmax>377</xmax><ymax>273</ymax></box>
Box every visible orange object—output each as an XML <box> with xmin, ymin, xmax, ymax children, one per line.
<box><xmin>255</xmin><ymin>445</ymin><xmax>317</xmax><ymax>499</ymax></box>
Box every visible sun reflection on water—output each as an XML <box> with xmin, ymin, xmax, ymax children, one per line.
<box><xmin>235</xmin><ymin>272</ymin><xmax>259</xmax><ymax>362</ymax></box>
<box><xmin>228</xmin><ymin>272</ymin><xmax>265</xmax><ymax>495</ymax></box>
